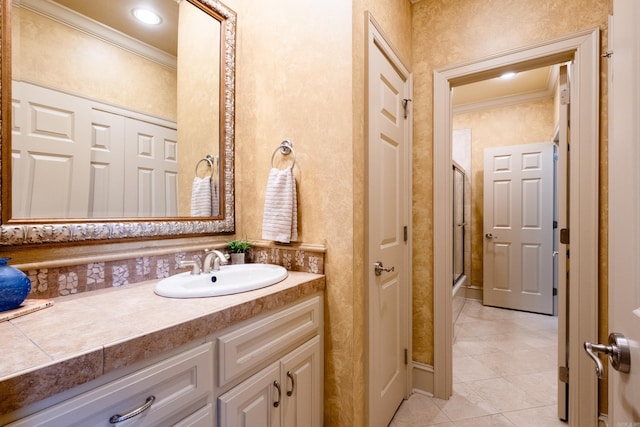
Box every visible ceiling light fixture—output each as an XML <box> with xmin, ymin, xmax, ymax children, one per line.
<box><xmin>499</xmin><ymin>72</ymin><xmax>517</xmax><ymax>80</ymax></box>
<box><xmin>132</xmin><ymin>8</ymin><xmax>162</xmax><ymax>25</ymax></box>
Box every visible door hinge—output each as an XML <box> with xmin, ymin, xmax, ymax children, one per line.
<box><xmin>553</xmin><ymin>220</ymin><xmax>558</xmax><ymax>229</ymax></box>
<box><xmin>403</xmin><ymin>226</ymin><xmax>408</xmax><ymax>242</ymax></box>
<box><xmin>560</xmin><ymin>228</ymin><xmax>570</xmax><ymax>244</ymax></box>
<box><xmin>404</xmin><ymin>348</ymin><xmax>408</xmax><ymax>365</ymax></box>
<box><xmin>559</xmin><ymin>366</ymin><xmax>569</xmax><ymax>383</ymax></box>
<box><xmin>402</xmin><ymin>98</ymin><xmax>412</xmax><ymax>119</ymax></box>
<box><xmin>560</xmin><ymin>87</ymin><xmax>570</xmax><ymax>105</ymax></box>
<box><xmin>553</xmin><ymin>288</ymin><xmax>558</xmax><ymax>296</ymax></box>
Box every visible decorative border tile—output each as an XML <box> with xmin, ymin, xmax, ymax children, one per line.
<box><xmin>22</xmin><ymin>244</ymin><xmax>325</xmax><ymax>299</ymax></box>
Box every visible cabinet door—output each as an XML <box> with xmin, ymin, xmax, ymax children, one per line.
<box><xmin>174</xmin><ymin>403</ymin><xmax>214</xmax><ymax>427</ymax></box>
<box><xmin>218</xmin><ymin>362</ymin><xmax>281</xmax><ymax>427</ymax></box>
<box><xmin>281</xmin><ymin>336</ymin><xmax>322</xmax><ymax>427</ymax></box>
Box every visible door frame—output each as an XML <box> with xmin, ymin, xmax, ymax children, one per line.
<box><xmin>433</xmin><ymin>28</ymin><xmax>600</xmax><ymax>425</ymax></box>
<box><xmin>365</xmin><ymin>11</ymin><xmax>413</xmax><ymax>425</ymax></box>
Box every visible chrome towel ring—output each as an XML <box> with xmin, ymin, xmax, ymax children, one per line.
<box><xmin>270</xmin><ymin>140</ymin><xmax>296</xmax><ymax>169</ymax></box>
<box><xmin>195</xmin><ymin>154</ymin><xmax>215</xmax><ymax>177</ymax></box>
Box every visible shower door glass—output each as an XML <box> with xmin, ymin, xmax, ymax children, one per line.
<box><xmin>453</xmin><ymin>165</ymin><xmax>465</xmax><ymax>285</ymax></box>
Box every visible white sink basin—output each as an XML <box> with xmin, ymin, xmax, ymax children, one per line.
<box><xmin>154</xmin><ymin>263</ymin><xmax>288</xmax><ymax>298</ymax></box>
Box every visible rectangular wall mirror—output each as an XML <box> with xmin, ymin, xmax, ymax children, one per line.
<box><xmin>1</xmin><ymin>0</ymin><xmax>236</xmax><ymax>245</ymax></box>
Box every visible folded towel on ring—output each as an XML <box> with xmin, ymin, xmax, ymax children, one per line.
<box><xmin>191</xmin><ymin>176</ymin><xmax>212</xmax><ymax>217</ymax></box>
<box><xmin>262</xmin><ymin>167</ymin><xmax>298</xmax><ymax>243</ymax></box>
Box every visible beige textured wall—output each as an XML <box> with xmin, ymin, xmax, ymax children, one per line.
<box><xmin>226</xmin><ymin>1</ymin><xmax>355</xmax><ymax>425</ymax></box>
<box><xmin>177</xmin><ymin>1</ymin><xmax>221</xmax><ymax>216</ymax></box>
<box><xmin>225</xmin><ymin>0</ymin><xmax>410</xmax><ymax>425</ymax></box>
<box><xmin>13</xmin><ymin>7</ymin><xmax>176</xmax><ymax>121</ymax></box>
<box><xmin>411</xmin><ymin>0</ymin><xmax>610</xmax><ymax>383</ymax></box>
<box><xmin>453</xmin><ymin>97</ymin><xmax>555</xmax><ymax>290</ymax></box>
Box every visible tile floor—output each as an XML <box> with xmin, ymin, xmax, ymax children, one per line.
<box><xmin>389</xmin><ymin>299</ymin><xmax>567</xmax><ymax>426</ymax></box>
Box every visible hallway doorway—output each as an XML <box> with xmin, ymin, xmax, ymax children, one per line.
<box><xmin>432</xmin><ymin>29</ymin><xmax>600</xmax><ymax>426</ymax></box>
<box><xmin>450</xmin><ymin>62</ymin><xmax>564</xmax><ymax>418</ymax></box>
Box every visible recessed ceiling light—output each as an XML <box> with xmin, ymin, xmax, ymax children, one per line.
<box><xmin>499</xmin><ymin>72</ymin><xmax>517</xmax><ymax>80</ymax></box>
<box><xmin>132</xmin><ymin>8</ymin><xmax>162</xmax><ymax>25</ymax></box>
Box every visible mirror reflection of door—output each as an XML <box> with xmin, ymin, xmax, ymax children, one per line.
<box><xmin>11</xmin><ymin>0</ymin><xmax>222</xmax><ymax>219</ymax></box>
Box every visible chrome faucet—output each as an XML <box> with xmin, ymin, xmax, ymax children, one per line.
<box><xmin>178</xmin><ymin>259</ymin><xmax>201</xmax><ymax>275</ymax></box>
<box><xmin>203</xmin><ymin>249</ymin><xmax>228</xmax><ymax>273</ymax></box>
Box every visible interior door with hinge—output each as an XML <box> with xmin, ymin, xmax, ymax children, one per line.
<box><xmin>366</xmin><ymin>15</ymin><xmax>410</xmax><ymax>427</ymax></box>
<box><xmin>555</xmin><ymin>64</ymin><xmax>570</xmax><ymax>422</ymax></box>
<box><xmin>596</xmin><ymin>1</ymin><xmax>640</xmax><ymax>423</ymax></box>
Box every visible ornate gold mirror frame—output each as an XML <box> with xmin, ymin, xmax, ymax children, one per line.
<box><xmin>0</xmin><ymin>0</ymin><xmax>236</xmax><ymax>246</ymax></box>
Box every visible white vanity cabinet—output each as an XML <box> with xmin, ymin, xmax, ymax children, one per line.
<box><xmin>215</xmin><ymin>295</ymin><xmax>323</xmax><ymax>427</ymax></box>
<box><xmin>7</xmin><ymin>343</ymin><xmax>214</xmax><ymax>427</ymax></box>
<box><xmin>3</xmin><ymin>289</ymin><xmax>324</xmax><ymax>427</ymax></box>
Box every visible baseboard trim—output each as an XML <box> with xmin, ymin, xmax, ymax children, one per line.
<box><xmin>463</xmin><ymin>286</ymin><xmax>482</xmax><ymax>301</ymax></box>
<box><xmin>411</xmin><ymin>362</ymin><xmax>434</xmax><ymax>396</ymax></box>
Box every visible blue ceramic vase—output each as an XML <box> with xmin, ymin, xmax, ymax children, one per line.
<box><xmin>0</xmin><ymin>258</ymin><xmax>31</xmax><ymax>312</ymax></box>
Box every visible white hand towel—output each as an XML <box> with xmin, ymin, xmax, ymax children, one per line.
<box><xmin>211</xmin><ymin>179</ymin><xmax>220</xmax><ymax>216</ymax></box>
<box><xmin>191</xmin><ymin>176</ymin><xmax>212</xmax><ymax>217</ymax></box>
<box><xmin>262</xmin><ymin>167</ymin><xmax>298</xmax><ymax>243</ymax></box>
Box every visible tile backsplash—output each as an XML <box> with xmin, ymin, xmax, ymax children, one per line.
<box><xmin>23</xmin><ymin>244</ymin><xmax>325</xmax><ymax>300</ymax></box>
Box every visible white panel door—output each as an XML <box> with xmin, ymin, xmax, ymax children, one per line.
<box><xmin>89</xmin><ymin>110</ymin><xmax>125</xmax><ymax>218</ymax></box>
<box><xmin>555</xmin><ymin>65</ymin><xmax>570</xmax><ymax>422</ymax></box>
<box><xmin>483</xmin><ymin>142</ymin><xmax>554</xmax><ymax>314</ymax></box>
<box><xmin>123</xmin><ymin>120</ymin><xmax>178</xmax><ymax>217</ymax></box>
<box><xmin>367</xmin><ymin>19</ymin><xmax>410</xmax><ymax>427</ymax></box>
<box><xmin>12</xmin><ymin>81</ymin><xmax>91</xmax><ymax>218</ymax></box>
<box><xmin>606</xmin><ymin>0</ymin><xmax>640</xmax><ymax>423</ymax></box>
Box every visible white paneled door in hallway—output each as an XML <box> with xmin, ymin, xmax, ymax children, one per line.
<box><xmin>483</xmin><ymin>142</ymin><xmax>554</xmax><ymax>315</ymax></box>
<box><xmin>366</xmin><ymin>14</ymin><xmax>411</xmax><ymax>427</ymax></box>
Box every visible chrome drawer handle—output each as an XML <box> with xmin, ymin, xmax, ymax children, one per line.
<box><xmin>109</xmin><ymin>395</ymin><xmax>156</xmax><ymax>424</ymax></box>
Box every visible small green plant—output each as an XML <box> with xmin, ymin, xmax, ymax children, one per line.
<box><xmin>227</xmin><ymin>239</ymin><xmax>252</xmax><ymax>253</ymax></box>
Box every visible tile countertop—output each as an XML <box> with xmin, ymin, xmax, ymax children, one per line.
<box><xmin>0</xmin><ymin>271</ymin><xmax>325</xmax><ymax>415</ymax></box>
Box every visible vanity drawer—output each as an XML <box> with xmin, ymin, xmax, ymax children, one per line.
<box><xmin>217</xmin><ymin>295</ymin><xmax>322</xmax><ymax>387</ymax></box>
<box><xmin>8</xmin><ymin>343</ymin><xmax>213</xmax><ymax>427</ymax></box>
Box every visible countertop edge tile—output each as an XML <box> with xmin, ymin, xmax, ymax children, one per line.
<box><xmin>0</xmin><ymin>348</ymin><xmax>103</xmax><ymax>413</ymax></box>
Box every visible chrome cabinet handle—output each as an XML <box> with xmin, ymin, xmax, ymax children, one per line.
<box><xmin>584</xmin><ymin>332</ymin><xmax>631</xmax><ymax>379</ymax></box>
<box><xmin>286</xmin><ymin>371</ymin><xmax>295</xmax><ymax>396</ymax></box>
<box><xmin>109</xmin><ymin>395</ymin><xmax>155</xmax><ymax>424</ymax></box>
<box><xmin>485</xmin><ymin>233</ymin><xmax>496</xmax><ymax>239</ymax></box>
<box><xmin>374</xmin><ymin>261</ymin><xmax>395</xmax><ymax>276</ymax></box>
<box><xmin>273</xmin><ymin>380</ymin><xmax>282</xmax><ymax>407</ymax></box>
